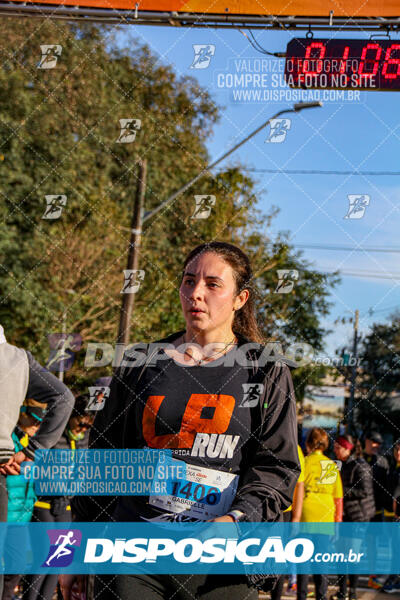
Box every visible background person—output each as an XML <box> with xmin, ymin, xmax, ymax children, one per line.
<box><xmin>1</xmin><ymin>403</ymin><xmax>45</xmax><ymax>600</ymax></box>
<box><xmin>382</xmin><ymin>441</ymin><xmax>400</xmax><ymax>594</ymax></box>
<box><xmin>362</xmin><ymin>431</ymin><xmax>390</xmax><ymax>590</ymax></box>
<box><xmin>61</xmin><ymin>241</ymin><xmax>301</xmax><ymax>600</ymax></box>
<box><xmin>267</xmin><ymin>443</ymin><xmax>305</xmax><ymax>600</ymax></box>
<box><xmin>297</xmin><ymin>427</ymin><xmax>343</xmax><ymax>600</ymax></box>
<box><xmin>22</xmin><ymin>396</ymin><xmax>95</xmax><ymax>600</ymax></box>
<box><xmin>0</xmin><ymin>325</ymin><xmax>74</xmax><ymax>597</ymax></box>
<box><xmin>331</xmin><ymin>434</ymin><xmax>375</xmax><ymax>600</ymax></box>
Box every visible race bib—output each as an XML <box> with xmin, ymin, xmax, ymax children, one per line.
<box><xmin>149</xmin><ymin>456</ymin><xmax>238</xmax><ymax>521</ymax></box>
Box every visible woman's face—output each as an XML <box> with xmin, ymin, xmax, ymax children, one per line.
<box><xmin>179</xmin><ymin>252</ymin><xmax>248</xmax><ymax>335</ymax></box>
<box><xmin>334</xmin><ymin>442</ymin><xmax>351</xmax><ymax>461</ymax></box>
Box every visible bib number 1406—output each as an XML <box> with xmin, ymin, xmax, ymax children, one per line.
<box><xmin>170</xmin><ymin>481</ymin><xmax>220</xmax><ymax>505</ymax></box>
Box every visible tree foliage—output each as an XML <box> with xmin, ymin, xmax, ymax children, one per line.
<box><xmin>355</xmin><ymin>313</ymin><xmax>400</xmax><ymax>436</ymax></box>
<box><xmin>0</xmin><ymin>19</ymin><xmax>339</xmax><ymax>396</ymax></box>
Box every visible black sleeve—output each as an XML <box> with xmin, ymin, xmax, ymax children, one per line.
<box><xmin>230</xmin><ymin>362</ymin><xmax>301</xmax><ymax>522</ymax></box>
<box><xmin>24</xmin><ymin>351</ymin><xmax>74</xmax><ymax>459</ymax></box>
<box><xmin>375</xmin><ymin>457</ymin><xmax>392</xmax><ymax>512</ymax></box>
<box><xmin>344</xmin><ymin>460</ymin><xmax>372</xmax><ymax>500</ymax></box>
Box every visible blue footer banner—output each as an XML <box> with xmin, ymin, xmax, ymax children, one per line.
<box><xmin>0</xmin><ymin>522</ymin><xmax>399</xmax><ymax>574</ymax></box>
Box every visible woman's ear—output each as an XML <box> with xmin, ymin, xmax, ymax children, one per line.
<box><xmin>234</xmin><ymin>289</ymin><xmax>249</xmax><ymax>311</ymax></box>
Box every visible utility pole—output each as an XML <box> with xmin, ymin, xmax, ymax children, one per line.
<box><xmin>116</xmin><ymin>159</ymin><xmax>147</xmax><ymax>362</ymax></box>
<box><xmin>348</xmin><ymin>308</ymin><xmax>359</xmax><ymax>434</ymax></box>
<box><xmin>58</xmin><ymin>310</ymin><xmax>67</xmax><ymax>382</ymax></box>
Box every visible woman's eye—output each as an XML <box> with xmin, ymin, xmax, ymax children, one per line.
<box><xmin>183</xmin><ymin>279</ymin><xmax>218</xmax><ymax>287</ymax></box>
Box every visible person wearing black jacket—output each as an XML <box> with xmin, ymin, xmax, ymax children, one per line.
<box><xmin>60</xmin><ymin>241</ymin><xmax>301</xmax><ymax>600</ymax></box>
<box><xmin>386</xmin><ymin>441</ymin><xmax>400</xmax><ymax>519</ymax></box>
<box><xmin>381</xmin><ymin>441</ymin><xmax>400</xmax><ymax>594</ymax></box>
<box><xmin>363</xmin><ymin>431</ymin><xmax>391</xmax><ymax>590</ymax></box>
<box><xmin>363</xmin><ymin>432</ymin><xmax>390</xmax><ymax>520</ymax></box>
<box><xmin>332</xmin><ymin>435</ymin><xmax>375</xmax><ymax>600</ymax></box>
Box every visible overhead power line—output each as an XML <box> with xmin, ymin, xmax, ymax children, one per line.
<box><xmin>366</xmin><ymin>304</ymin><xmax>400</xmax><ymax>315</ymax></box>
<box><xmin>292</xmin><ymin>243</ymin><xmax>400</xmax><ymax>254</ymax></box>
<box><xmin>323</xmin><ymin>270</ymin><xmax>400</xmax><ymax>280</ymax></box>
<box><xmin>248</xmin><ymin>168</ymin><xmax>400</xmax><ymax>176</ymax></box>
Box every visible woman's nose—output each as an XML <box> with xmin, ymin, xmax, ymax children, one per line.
<box><xmin>189</xmin><ymin>281</ymin><xmax>204</xmax><ymax>300</ymax></box>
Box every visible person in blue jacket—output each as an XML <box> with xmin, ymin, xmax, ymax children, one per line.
<box><xmin>2</xmin><ymin>404</ymin><xmax>46</xmax><ymax>600</ymax></box>
<box><xmin>6</xmin><ymin>405</ymin><xmax>45</xmax><ymax>522</ymax></box>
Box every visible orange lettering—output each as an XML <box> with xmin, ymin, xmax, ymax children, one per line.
<box><xmin>142</xmin><ymin>393</ymin><xmax>235</xmax><ymax>449</ymax></box>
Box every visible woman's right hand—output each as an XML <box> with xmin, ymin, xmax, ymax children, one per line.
<box><xmin>59</xmin><ymin>574</ymin><xmax>86</xmax><ymax>600</ymax></box>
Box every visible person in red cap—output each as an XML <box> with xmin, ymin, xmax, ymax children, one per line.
<box><xmin>332</xmin><ymin>435</ymin><xmax>375</xmax><ymax>600</ymax></box>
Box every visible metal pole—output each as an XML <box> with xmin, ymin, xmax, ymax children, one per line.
<box><xmin>58</xmin><ymin>310</ymin><xmax>66</xmax><ymax>382</ymax></box>
<box><xmin>114</xmin><ymin>103</ymin><xmax>321</xmax><ymax>363</ymax></box>
<box><xmin>116</xmin><ymin>159</ymin><xmax>147</xmax><ymax>355</ymax></box>
<box><xmin>348</xmin><ymin>308</ymin><xmax>359</xmax><ymax>433</ymax></box>
<box><xmin>142</xmin><ymin>103</ymin><xmax>322</xmax><ymax>224</ymax></box>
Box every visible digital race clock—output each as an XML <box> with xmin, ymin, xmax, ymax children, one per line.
<box><xmin>285</xmin><ymin>38</ymin><xmax>400</xmax><ymax>91</ymax></box>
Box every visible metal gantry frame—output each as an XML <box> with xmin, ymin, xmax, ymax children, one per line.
<box><xmin>0</xmin><ymin>2</ymin><xmax>400</xmax><ymax>31</ymax></box>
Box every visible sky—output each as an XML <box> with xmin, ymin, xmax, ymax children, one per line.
<box><xmin>117</xmin><ymin>24</ymin><xmax>400</xmax><ymax>357</ymax></box>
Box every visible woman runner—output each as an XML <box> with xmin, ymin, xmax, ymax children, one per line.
<box><xmin>60</xmin><ymin>241</ymin><xmax>301</xmax><ymax>600</ymax></box>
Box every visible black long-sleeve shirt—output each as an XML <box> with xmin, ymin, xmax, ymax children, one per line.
<box><xmin>72</xmin><ymin>331</ymin><xmax>300</xmax><ymax>523</ymax></box>
<box><xmin>363</xmin><ymin>452</ymin><xmax>391</xmax><ymax>514</ymax></box>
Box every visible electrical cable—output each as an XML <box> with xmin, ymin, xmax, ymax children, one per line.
<box><xmin>320</xmin><ymin>269</ymin><xmax>400</xmax><ymax>280</ymax></box>
<box><xmin>291</xmin><ymin>243</ymin><xmax>400</xmax><ymax>254</ymax></box>
<box><xmin>238</xmin><ymin>29</ymin><xmax>286</xmax><ymax>57</ymax></box>
<box><xmin>247</xmin><ymin>168</ymin><xmax>400</xmax><ymax>176</ymax></box>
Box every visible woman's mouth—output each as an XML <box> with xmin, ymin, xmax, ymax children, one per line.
<box><xmin>189</xmin><ymin>308</ymin><xmax>205</xmax><ymax>315</ymax></box>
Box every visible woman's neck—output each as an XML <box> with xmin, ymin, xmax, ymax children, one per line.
<box><xmin>167</xmin><ymin>327</ymin><xmax>238</xmax><ymax>365</ymax></box>
<box><xmin>183</xmin><ymin>327</ymin><xmax>236</xmax><ymax>347</ymax></box>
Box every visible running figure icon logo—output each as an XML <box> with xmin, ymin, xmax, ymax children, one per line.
<box><xmin>191</xmin><ymin>195</ymin><xmax>216</xmax><ymax>219</ymax></box>
<box><xmin>265</xmin><ymin>119</ymin><xmax>292</xmax><ymax>143</ymax></box>
<box><xmin>318</xmin><ymin>460</ymin><xmax>339</xmax><ymax>485</ymax></box>
<box><xmin>121</xmin><ymin>269</ymin><xmax>145</xmax><ymax>294</ymax></box>
<box><xmin>240</xmin><ymin>383</ymin><xmax>264</xmax><ymax>408</ymax></box>
<box><xmin>190</xmin><ymin>45</ymin><xmax>215</xmax><ymax>69</ymax></box>
<box><xmin>344</xmin><ymin>194</ymin><xmax>370</xmax><ymax>219</ymax></box>
<box><xmin>42</xmin><ymin>195</ymin><xmax>67</xmax><ymax>220</ymax></box>
<box><xmin>46</xmin><ymin>333</ymin><xmax>82</xmax><ymax>373</ymax></box>
<box><xmin>38</xmin><ymin>45</ymin><xmax>62</xmax><ymax>69</ymax></box>
<box><xmin>42</xmin><ymin>530</ymin><xmax>82</xmax><ymax>567</ymax></box>
<box><xmin>116</xmin><ymin>119</ymin><xmax>141</xmax><ymax>143</ymax></box>
<box><xmin>275</xmin><ymin>269</ymin><xmax>298</xmax><ymax>294</ymax></box>
<box><xmin>87</xmin><ymin>385</ymin><xmax>110</xmax><ymax>411</ymax></box>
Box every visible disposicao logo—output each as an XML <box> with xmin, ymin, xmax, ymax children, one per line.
<box><xmin>83</xmin><ymin>536</ymin><xmax>315</xmax><ymax>564</ymax></box>
<box><xmin>42</xmin><ymin>529</ymin><xmax>82</xmax><ymax>567</ymax></box>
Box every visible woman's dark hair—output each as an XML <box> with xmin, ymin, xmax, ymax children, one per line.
<box><xmin>181</xmin><ymin>241</ymin><xmax>264</xmax><ymax>343</ymax></box>
<box><xmin>306</xmin><ymin>427</ymin><xmax>329</xmax><ymax>452</ymax></box>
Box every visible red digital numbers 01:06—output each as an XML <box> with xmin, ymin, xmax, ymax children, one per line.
<box><xmin>285</xmin><ymin>39</ymin><xmax>400</xmax><ymax>91</ymax></box>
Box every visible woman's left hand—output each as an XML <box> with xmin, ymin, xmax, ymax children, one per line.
<box><xmin>210</xmin><ymin>515</ymin><xmax>235</xmax><ymax>523</ymax></box>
